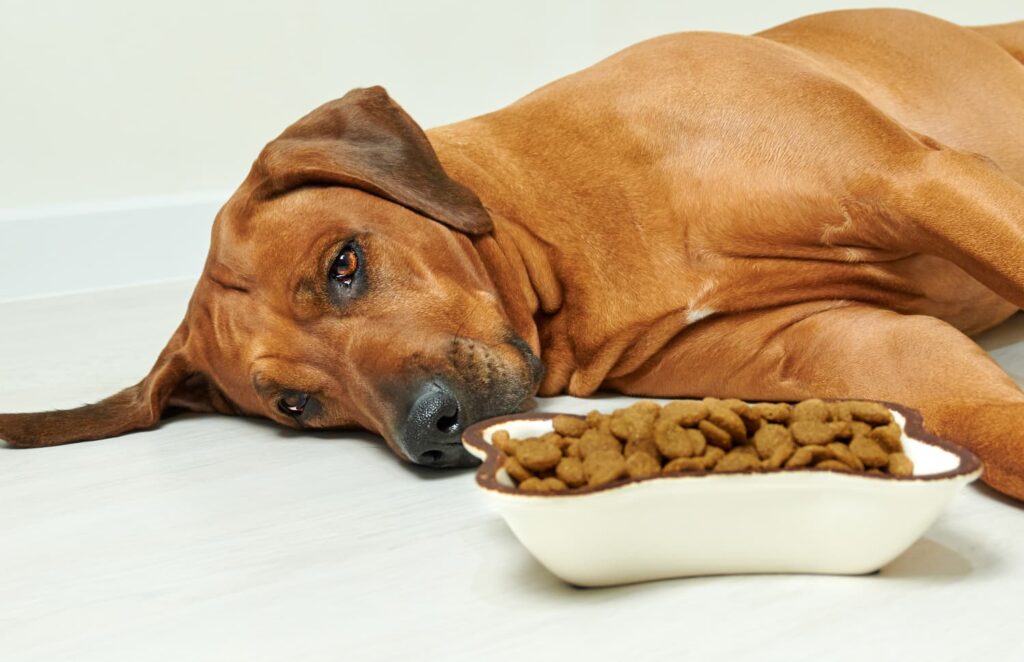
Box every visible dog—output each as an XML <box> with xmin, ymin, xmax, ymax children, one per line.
<box><xmin>3</xmin><ymin>9</ymin><xmax>1024</xmax><ymax>499</ymax></box>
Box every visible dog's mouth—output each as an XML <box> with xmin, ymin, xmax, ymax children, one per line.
<box><xmin>391</xmin><ymin>334</ymin><xmax>542</xmax><ymax>468</ymax></box>
<box><xmin>507</xmin><ymin>334</ymin><xmax>545</xmax><ymax>393</ymax></box>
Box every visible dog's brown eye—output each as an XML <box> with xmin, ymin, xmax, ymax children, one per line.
<box><xmin>331</xmin><ymin>246</ymin><xmax>359</xmax><ymax>286</ymax></box>
<box><xmin>278</xmin><ymin>392</ymin><xmax>309</xmax><ymax>417</ymax></box>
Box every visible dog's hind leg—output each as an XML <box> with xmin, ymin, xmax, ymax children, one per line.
<box><xmin>605</xmin><ymin>302</ymin><xmax>1024</xmax><ymax>500</ymax></box>
<box><xmin>879</xmin><ymin>146</ymin><xmax>1024</xmax><ymax>309</ymax></box>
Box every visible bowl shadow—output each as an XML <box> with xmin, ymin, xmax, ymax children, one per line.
<box><xmin>878</xmin><ymin>537</ymin><xmax>975</xmax><ymax>579</ymax></box>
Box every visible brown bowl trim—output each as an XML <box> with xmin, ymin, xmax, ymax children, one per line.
<box><xmin>461</xmin><ymin>400</ymin><xmax>983</xmax><ymax>498</ymax></box>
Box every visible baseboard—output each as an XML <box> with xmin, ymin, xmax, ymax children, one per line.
<box><xmin>0</xmin><ymin>192</ymin><xmax>230</xmax><ymax>303</ymax></box>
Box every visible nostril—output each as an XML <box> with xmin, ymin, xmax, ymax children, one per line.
<box><xmin>419</xmin><ymin>449</ymin><xmax>444</xmax><ymax>464</ymax></box>
<box><xmin>436</xmin><ymin>410</ymin><xmax>460</xmax><ymax>434</ymax></box>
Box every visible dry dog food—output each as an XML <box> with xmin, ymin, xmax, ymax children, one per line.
<box><xmin>493</xmin><ymin>399</ymin><xmax>913</xmax><ymax>493</ymax></box>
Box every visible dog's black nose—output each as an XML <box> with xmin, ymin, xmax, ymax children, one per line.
<box><xmin>400</xmin><ymin>381</ymin><xmax>480</xmax><ymax>468</ymax></box>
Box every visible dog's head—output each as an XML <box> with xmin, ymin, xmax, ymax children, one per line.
<box><xmin>0</xmin><ymin>87</ymin><xmax>543</xmax><ymax>467</ymax></box>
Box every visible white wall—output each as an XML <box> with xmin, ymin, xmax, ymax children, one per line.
<box><xmin>0</xmin><ymin>0</ymin><xmax>1020</xmax><ymax>299</ymax></box>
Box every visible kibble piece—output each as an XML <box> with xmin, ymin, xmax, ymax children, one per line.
<box><xmin>753</xmin><ymin>423</ymin><xmax>793</xmax><ymax>460</ymax></box>
<box><xmin>762</xmin><ymin>441</ymin><xmax>797</xmax><ymax>469</ymax></box>
<box><xmin>624</xmin><ymin>436</ymin><xmax>661</xmax><ymax>460</ymax></box>
<box><xmin>849</xmin><ymin>421</ymin><xmax>872</xmax><ymax>437</ymax></box>
<box><xmin>750</xmin><ymin>402</ymin><xmax>792</xmax><ymax>423</ymax></box>
<box><xmin>660</xmin><ymin>400</ymin><xmax>709</xmax><ymax>426</ymax></box>
<box><xmin>626</xmin><ymin>452</ymin><xmax>662</xmax><ymax>479</ymax></box>
<box><xmin>720</xmin><ymin>398</ymin><xmax>750</xmax><ymax>416</ymax></box>
<box><xmin>542</xmin><ymin>477</ymin><xmax>568</xmax><ymax>492</ymax></box>
<box><xmin>870</xmin><ymin>423</ymin><xmax>903</xmax><ymax>453</ymax></box>
<box><xmin>556</xmin><ymin>457</ymin><xmax>585</xmax><ymax>487</ymax></box>
<box><xmin>663</xmin><ymin>457</ymin><xmax>707</xmax><ymax>473</ymax></box>
<box><xmin>714</xmin><ymin>449</ymin><xmax>762</xmax><ymax>473</ymax></box>
<box><xmin>518</xmin><ymin>477</ymin><xmax>547</xmax><ymax>492</ymax></box>
<box><xmin>610</xmin><ymin>412</ymin><xmax>657</xmax><ymax>444</ymax></box>
<box><xmin>850</xmin><ymin>436</ymin><xmax>890</xmax><ymax>468</ymax></box>
<box><xmin>552</xmin><ymin>436</ymin><xmax>575</xmax><ymax>452</ymax></box>
<box><xmin>515</xmin><ymin>439</ymin><xmax>563</xmax><ymax>472</ymax></box>
<box><xmin>612</xmin><ymin>402</ymin><xmax>661</xmax><ymax>437</ymax></box>
<box><xmin>701</xmin><ymin>446</ymin><xmax>726</xmax><ymax>469</ymax></box>
<box><xmin>491</xmin><ymin>429</ymin><xmax>517</xmax><ymax>455</ymax></box>
<box><xmin>827</xmin><ymin>442</ymin><xmax>865</xmax><ymax>471</ymax></box>
<box><xmin>888</xmin><ymin>452</ymin><xmax>914</xmax><ymax>477</ymax></box>
<box><xmin>698</xmin><ymin>419</ymin><xmax>733</xmax><ymax>450</ymax></box>
<box><xmin>785</xmin><ymin>444</ymin><xmax>834</xmax><ymax>468</ymax></box>
<box><xmin>790</xmin><ymin>421</ymin><xmax>837</xmax><ymax>446</ymax></box>
<box><xmin>829</xmin><ymin>402</ymin><xmax>853</xmax><ymax>422</ymax></box>
<box><xmin>738</xmin><ymin>411</ymin><xmax>763</xmax><ymax>436</ymax></box>
<box><xmin>586</xmin><ymin>410</ymin><xmax>613</xmax><ymax>435</ymax></box>
<box><xmin>830</xmin><ymin>420</ymin><xmax>852</xmax><ymax>439</ymax></box>
<box><xmin>628</xmin><ymin>400</ymin><xmax>663</xmax><ymax>416</ymax></box>
<box><xmin>707</xmin><ymin>405</ymin><xmax>748</xmax><ymax>442</ymax></box>
<box><xmin>505</xmin><ymin>457</ymin><xmax>533</xmax><ymax>482</ymax></box>
<box><xmin>540</xmin><ymin>432</ymin><xmax>571</xmax><ymax>451</ymax></box>
<box><xmin>816</xmin><ymin>460</ymin><xmax>853</xmax><ymax>472</ymax></box>
<box><xmin>578</xmin><ymin>429</ymin><xmax>622</xmax><ymax>459</ymax></box>
<box><xmin>655</xmin><ymin>424</ymin><xmax>707</xmax><ymax>459</ymax></box>
<box><xmin>792</xmin><ymin>399</ymin><xmax>830</xmax><ymax>423</ymax></box>
<box><xmin>583</xmin><ymin>449</ymin><xmax>627</xmax><ymax>487</ymax></box>
<box><xmin>847</xmin><ymin>401</ymin><xmax>893</xmax><ymax>425</ymax></box>
<box><xmin>552</xmin><ymin>414</ymin><xmax>588</xmax><ymax>438</ymax></box>
<box><xmin>732</xmin><ymin>444</ymin><xmax>760</xmax><ymax>459</ymax></box>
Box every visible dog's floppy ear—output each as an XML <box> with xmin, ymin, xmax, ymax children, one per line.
<box><xmin>253</xmin><ymin>86</ymin><xmax>493</xmax><ymax>235</ymax></box>
<box><xmin>0</xmin><ymin>325</ymin><xmax>228</xmax><ymax>448</ymax></box>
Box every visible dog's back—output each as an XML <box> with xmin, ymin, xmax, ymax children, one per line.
<box><xmin>974</xmin><ymin>20</ymin><xmax>1024</xmax><ymax>65</ymax></box>
<box><xmin>758</xmin><ymin>10</ymin><xmax>1024</xmax><ymax>183</ymax></box>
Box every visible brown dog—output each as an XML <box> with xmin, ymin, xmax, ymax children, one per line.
<box><xmin>3</xmin><ymin>9</ymin><xmax>1024</xmax><ymax>498</ymax></box>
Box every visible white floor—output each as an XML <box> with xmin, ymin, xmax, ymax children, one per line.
<box><xmin>2</xmin><ymin>281</ymin><xmax>1024</xmax><ymax>662</ymax></box>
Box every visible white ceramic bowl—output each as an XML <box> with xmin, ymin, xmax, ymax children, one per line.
<box><xmin>462</xmin><ymin>403</ymin><xmax>981</xmax><ymax>587</ymax></box>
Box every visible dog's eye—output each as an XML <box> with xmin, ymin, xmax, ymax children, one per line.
<box><xmin>278</xmin><ymin>392</ymin><xmax>310</xmax><ymax>417</ymax></box>
<box><xmin>330</xmin><ymin>245</ymin><xmax>359</xmax><ymax>287</ymax></box>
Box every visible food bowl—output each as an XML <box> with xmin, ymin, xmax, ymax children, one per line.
<box><xmin>461</xmin><ymin>402</ymin><xmax>981</xmax><ymax>587</ymax></box>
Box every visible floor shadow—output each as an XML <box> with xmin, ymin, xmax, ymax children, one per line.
<box><xmin>970</xmin><ymin>481</ymin><xmax>1024</xmax><ymax>512</ymax></box>
<box><xmin>267</xmin><ymin>418</ymin><xmax>481</xmax><ymax>481</ymax></box>
<box><xmin>974</xmin><ymin>311</ymin><xmax>1024</xmax><ymax>352</ymax></box>
<box><xmin>878</xmin><ymin>537</ymin><xmax>974</xmax><ymax>579</ymax></box>
<box><xmin>476</xmin><ymin>520</ymin><xmax>586</xmax><ymax>598</ymax></box>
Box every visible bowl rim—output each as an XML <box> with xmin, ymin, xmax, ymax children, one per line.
<box><xmin>461</xmin><ymin>400</ymin><xmax>983</xmax><ymax>497</ymax></box>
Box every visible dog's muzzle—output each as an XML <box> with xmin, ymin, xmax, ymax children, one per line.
<box><xmin>397</xmin><ymin>380</ymin><xmax>481</xmax><ymax>468</ymax></box>
<box><xmin>396</xmin><ymin>336</ymin><xmax>542</xmax><ymax>468</ymax></box>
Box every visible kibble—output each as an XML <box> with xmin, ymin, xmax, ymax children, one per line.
<box><xmin>552</xmin><ymin>414</ymin><xmax>588</xmax><ymax>438</ymax></box>
<box><xmin>515</xmin><ymin>438</ymin><xmax>562</xmax><ymax>472</ymax></box>
<box><xmin>583</xmin><ymin>449</ymin><xmax>627</xmax><ymax>487</ymax></box>
<box><xmin>626</xmin><ymin>452</ymin><xmax>662</xmax><ymax>479</ymax></box>
<box><xmin>495</xmin><ymin>399</ymin><xmax>914</xmax><ymax>492</ymax></box>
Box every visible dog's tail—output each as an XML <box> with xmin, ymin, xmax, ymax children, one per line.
<box><xmin>973</xmin><ymin>21</ymin><xmax>1024</xmax><ymax>66</ymax></box>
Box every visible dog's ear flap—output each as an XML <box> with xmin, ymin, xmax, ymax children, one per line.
<box><xmin>0</xmin><ymin>325</ymin><xmax>228</xmax><ymax>448</ymax></box>
<box><xmin>253</xmin><ymin>86</ymin><xmax>493</xmax><ymax>235</ymax></box>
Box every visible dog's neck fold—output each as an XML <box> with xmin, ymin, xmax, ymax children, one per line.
<box><xmin>429</xmin><ymin>128</ymin><xmax>564</xmax><ymax>368</ymax></box>
<box><xmin>469</xmin><ymin>214</ymin><xmax>562</xmax><ymax>358</ymax></box>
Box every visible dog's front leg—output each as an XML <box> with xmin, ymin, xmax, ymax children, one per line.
<box><xmin>604</xmin><ymin>302</ymin><xmax>1024</xmax><ymax>500</ymax></box>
